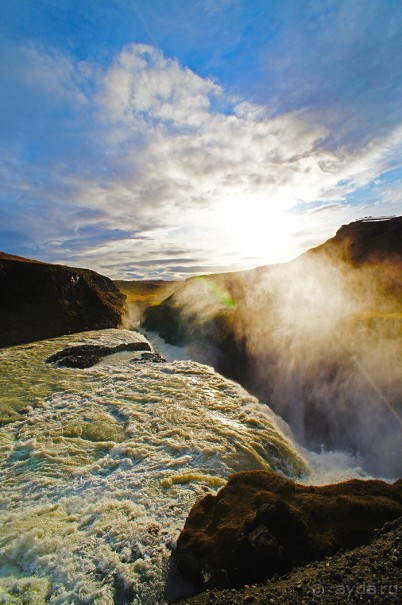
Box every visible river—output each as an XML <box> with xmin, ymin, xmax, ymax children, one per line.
<box><xmin>0</xmin><ymin>329</ymin><xmax>367</xmax><ymax>604</ymax></box>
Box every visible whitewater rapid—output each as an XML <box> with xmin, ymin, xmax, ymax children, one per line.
<box><xmin>0</xmin><ymin>329</ymin><xmax>366</xmax><ymax>604</ymax></box>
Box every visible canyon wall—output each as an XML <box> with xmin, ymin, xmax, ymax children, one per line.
<box><xmin>0</xmin><ymin>252</ymin><xmax>127</xmax><ymax>348</ymax></box>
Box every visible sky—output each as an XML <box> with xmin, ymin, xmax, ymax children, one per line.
<box><xmin>1</xmin><ymin>0</ymin><xmax>402</xmax><ymax>280</ymax></box>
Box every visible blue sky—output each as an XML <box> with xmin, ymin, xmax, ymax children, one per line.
<box><xmin>1</xmin><ymin>0</ymin><xmax>402</xmax><ymax>279</ymax></box>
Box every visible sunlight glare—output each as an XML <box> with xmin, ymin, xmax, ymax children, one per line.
<box><xmin>215</xmin><ymin>190</ymin><xmax>301</xmax><ymax>266</ymax></box>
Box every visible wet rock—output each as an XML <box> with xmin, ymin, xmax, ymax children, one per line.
<box><xmin>46</xmin><ymin>341</ymin><xmax>151</xmax><ymax>368</ymax></box>
<box><xmin>131</xmin><ymin>352</ymin><xmax>167</xmax><ymax>364</ymax></box>
<box><xmin>142</xmin><ymin>300</ymin><xmax>184</xmax><ymax>345</ymax></box>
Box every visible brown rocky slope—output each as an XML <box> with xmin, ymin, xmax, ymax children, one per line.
<box><xmin>172</xmin><ymin>470</ymin><xmax>402</xmax><ymax>598</ymax></box>
<box><xmin>180</xmin><ymin>516</ymin><xmax>402</xmax><ymax>605</ymax></box>
<box><xmin>0</xmin><ymin>252</ymin><xmax>127</xmax><ymax>347</ymax></box>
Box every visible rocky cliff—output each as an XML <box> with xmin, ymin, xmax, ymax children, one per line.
<box><xmin>308</xmin><ymin>215</ymin><xmax>402</xmax><ymax>263</ymax></box>
<box><xmin>0</xmin><ymin>252</ymin><xmax>127</xmax><ymax>348</ymax></box>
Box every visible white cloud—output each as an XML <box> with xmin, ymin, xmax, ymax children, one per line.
<box><xmin>99</xmin><ymin>44</ymin><xmax>220</xmax><ymax>127</ymax></box>
<box><xmin>1</xmin><ymin>43</ymin><xmax>402</xmax><ymax>278</ymax></box>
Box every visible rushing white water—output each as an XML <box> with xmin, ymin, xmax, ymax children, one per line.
<box><xmin>138</xmin><ymin>329</ymin><xmax>190</xmax><ymax>363</ymax></box>
<box><xmin>0</xmin><ymin>329</ymin><xmax>320</xmax><ymax>604</ymax></box>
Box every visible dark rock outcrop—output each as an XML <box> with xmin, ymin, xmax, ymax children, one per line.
<box><xmin>130</xmin><ymin>352</ymin><xmax>167</xmax><ymax>364</ymax></box>
<box><xmin>309</xmin><ymin>215</ymin><xmax>402</xmax><ymax>264</ymax></box>
<box><xmin>173</xmin><ymin>470</ymin><xmax>402</xmax><ymax>594</ymax></box>
<box><xmin>0</xmin><ymin>252</ymin><xmax>127</xmax><ymax>348</ymax></box>
<box><xmin>46</xmin><ymin>341</ymin><xmax>152</xmax><ymax>368</ymax></box>
<box><xmin>143</xmin><ymin>300</ymin><xmax>185</xmax><ymax>345</ymax></box>
<box><xmin>180</xmin><ymin>516</ymin><xmax>402</xmax><ymax>605</ymax></box>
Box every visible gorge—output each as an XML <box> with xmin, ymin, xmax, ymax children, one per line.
<box><xmin>0</xmin><ymin>218</ymin><xmax>401</xmax><ymax>604</ymax></box>
<box><xmin>141</xmin><ymin>217</ymin><xmax>402</xmax><ymax>479</ymax></box>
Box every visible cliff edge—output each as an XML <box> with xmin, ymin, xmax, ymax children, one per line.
<box><xmin>0</xmin><ymin>252</ymin><xmax>127</xmax><ymax>348</ymax></box>
<box><xmin>308</xmin><ymin>216</ymin><xmax>402</xmax><ymax>264</ymax></box>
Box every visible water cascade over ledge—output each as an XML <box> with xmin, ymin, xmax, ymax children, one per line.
<box><xmin>0</xmin><ymin>329</ymin><xmax>367</xmax><ymax>604</ymax></box>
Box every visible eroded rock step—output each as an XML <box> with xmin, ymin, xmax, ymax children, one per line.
<box><xmin>46</xmin><ymin>341</ymin><xmax>152</xmax><ymax>368</ymax></box>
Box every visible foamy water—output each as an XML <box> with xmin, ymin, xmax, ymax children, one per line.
<box><xmin>0</xmin><ymin>329</ymin><xmax>318</xmax><ymax>604</ymax></box>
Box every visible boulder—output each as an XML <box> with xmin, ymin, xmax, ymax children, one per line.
<box><xmin>174</xmin><ymin>470</ymin><xmax>402</xmax><ymax>592</ymax></box>
<box><xmin>178</xmin><ymin>516</ymin><xmax>402</xmax><ymax>605</ymax></box>
<box><xmin>130</xmin><ymin>352</ymin><xmax>167</xmax><ymax>364</ymax></box>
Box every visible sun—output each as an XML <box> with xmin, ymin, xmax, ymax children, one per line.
<box><xmin>213</xmin><ymin>190</ymin><xmax>302</xmax><ymax>267</ymax></box>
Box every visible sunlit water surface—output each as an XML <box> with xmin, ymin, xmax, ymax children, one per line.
<box><xmin>0</xmin><ymin>329</ymin><xmax>366</xmax><ymax>604</ymax></box>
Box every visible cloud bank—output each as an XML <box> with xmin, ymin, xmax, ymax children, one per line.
<box><xmin>0</xmin><ymin>41</ymin><xmax>401</xmax><ymax>278</ymax></box>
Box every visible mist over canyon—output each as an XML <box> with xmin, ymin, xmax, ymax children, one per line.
<box><xmin>140</xmin><ymin>217</ymin><xmax>402</xmax><ymax>479</ymax></box>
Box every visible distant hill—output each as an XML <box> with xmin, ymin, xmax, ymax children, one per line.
<box><xmin>114</xmin><ymin>279</ymin><xmax>179</xmax><ymax>326</ymax></box>
<box><xmin>0</xmin><ymin>252</ymin><xmax>127</xmax><ymax>348</ymax></box>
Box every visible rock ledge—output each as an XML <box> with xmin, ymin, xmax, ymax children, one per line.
<box><xmin>173</xmin><ymin>471</ymin><xmax>402</xmax><ymax>596</ymax></box>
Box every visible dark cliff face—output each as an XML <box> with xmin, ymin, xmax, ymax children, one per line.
<box><xmin>178</xmin><ymin>516</ymin><xmax>402</xmax><ymax>605</ymax></box>
<box><xmin>308</xmin><ymin>216</ymin><xmax>402</xmax><ymax>264</ymax></box>
<box><xmin>141</xmin><ymin>218</ymin><xmax>402</xmax><ymax>477</ymax></box>
<box><xmin>0</xmin><ymin>252</ymin><xmax>127</xmax><ymax>348</ymax></box>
